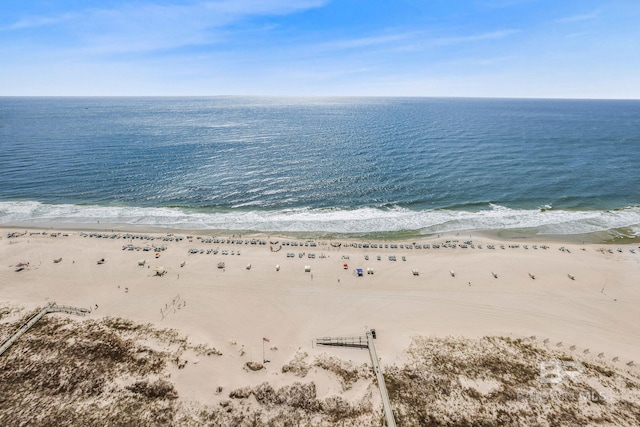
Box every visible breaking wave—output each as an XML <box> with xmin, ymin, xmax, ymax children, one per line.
<box><xmin>1</xmin><ymin>201</ymin><xmax>639</xmax><ymax>237</ymax></box>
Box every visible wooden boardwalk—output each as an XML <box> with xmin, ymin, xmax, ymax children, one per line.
<box><xmin>366</xmin><ymin>330</ymin><xmax>397</xmax><ymax>427</ymax></box>
<box><xmin>316</xmin><ymin>331</ymin><xmax>397</xmax><ymax>427</ymax></box>
<box><xmin>0</xmin><ymin>302</ymin><xmax>90</xmax><ymax>357</ymax></box>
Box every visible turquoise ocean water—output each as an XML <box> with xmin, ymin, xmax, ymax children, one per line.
<box><xmin>1</xmin><ymin>97</ymin><xmax>639</xmax><ymax>239</ymax></box>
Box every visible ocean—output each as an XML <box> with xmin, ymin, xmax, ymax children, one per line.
<box><xmin>1</xmin><ymin>96</ymin><xmax>639</xmax><ymax>240</ymax></box>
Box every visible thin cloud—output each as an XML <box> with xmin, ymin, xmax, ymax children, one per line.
<box><xmin>2</xmin><ymin>0</ymin><xmax>329</xmax><ymax>53</ymax></box>
<box><xmin>554</xmin><ymin>11</ymin><xmax>599</xmax><ymax>24</ymax></box>
<box><xmin>1</xmin><ymin>13</ymin><xmax>75</xmax><ymax>31</ymax></box>
<box><xmin>317</xmin><ymin>32</ymin><xmax>419</xmax><ymax>51</ymax></box>
<box><xmin>201</xmin><ymin>0</ymin><xmax>327</xmax><ymax>16</ymax></box>
<box><xmin>431</xmin><ymin>29</ymin><xmax>520</xmax><ymax>46</ymax></box>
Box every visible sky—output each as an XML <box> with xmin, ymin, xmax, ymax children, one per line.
<box><xmin>1</xmin><ymin>0</ymin><xmax>639</xmax><ymax>98</ymax></box>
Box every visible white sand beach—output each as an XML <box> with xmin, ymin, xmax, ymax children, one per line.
<box><xmin>2</xmin><ymin>227</ymin><xmax>640</xmax><ymax>425</ymax></box>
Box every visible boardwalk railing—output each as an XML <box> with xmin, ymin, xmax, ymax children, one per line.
<box><xmin>0</xmin><ymin>302</ymin><xmax>90</xmax><ymax>357</ymax></box>
<box><xmin>47</xmin><ymin>304</ymin><xmax>91</xmax><ymax>316</ymax></box>
<box><xmin>315</xmin><ymin>336</ymin><xmax>369</xmax><ymax>349</ymax></box>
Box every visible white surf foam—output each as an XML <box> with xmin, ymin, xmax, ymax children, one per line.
<box><xmin>1</xmin><ymin>201</ymin><xmax>639</xmax><ymax>236</ymax></box>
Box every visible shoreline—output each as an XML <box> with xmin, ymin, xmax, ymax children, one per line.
<box><xmin>1</xmin><ymin>198</ymin><xmax>639</xmax><ymax>245</ymax></box>
<box><xmin>2</xmin><ymin>220</ymin><xmax>639</xmax><ymax>245</ymax></box>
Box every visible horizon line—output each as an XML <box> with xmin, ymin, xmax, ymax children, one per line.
<box><xmin>1</xmin><ymin>95</ymin><xmax>639</xmax><ymax>101</ymax></box>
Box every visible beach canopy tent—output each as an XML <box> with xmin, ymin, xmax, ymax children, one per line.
<box><xmin>356</xmin><ymin>268</ymin><xmax>363</xmax><ymax>277</ymax></box>
<box><xmin>343</xmin><ymin>263</ymin><xmax>348</xmax><ymax>269</ymax></box>
<box><xmin>304</xmin><ymin>265</ymin><xmax>311</xmax><ymax>272</ymax></box>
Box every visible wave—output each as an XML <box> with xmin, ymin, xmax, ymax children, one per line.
<box><xmin>1</xmin><ymin>201</ymin><xmax>639</xmax><ymax>237</ymax></box>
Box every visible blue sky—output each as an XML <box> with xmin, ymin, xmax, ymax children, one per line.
<box><xmin>1</xmin><ymin>0</ymin><xmax>639</xmax><ymax>98</ymax></box>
